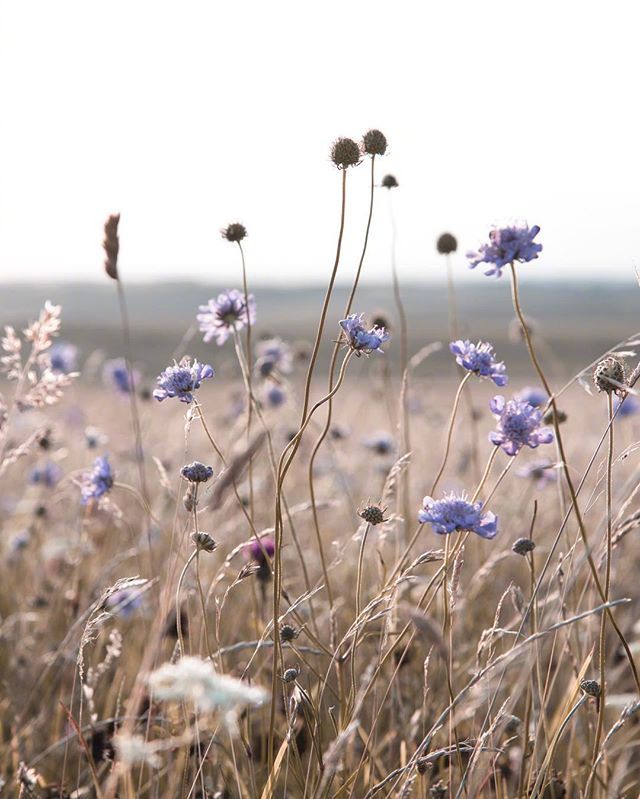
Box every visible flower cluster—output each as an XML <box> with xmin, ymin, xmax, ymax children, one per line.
<box><xmin>339</xmin><ymin>314</ymin><xmax>390</xmax><ymax>356</ymax></box>
<box><xmin>197</xmin><ymin>290</ymin><xmax>257</xmax><ymax>346</ymax></box>
<box><xmin>467</xmin><ymin>223</ymin><xmax>542</xmax><ymax>277</ymax></box>
<box><xmin>450</xmin><ymin>340</ymin><xmax>507</xmax><ymax>386</ymax></box>
<box><xmin>418</xmin><ymin>493</ymin><xmax>498</xmax><ymax>539</ymax></box>
<box><xmin>153</xmin><ymin>359</ymin><xmax>214</xmax><ymax>403</ymax></box>
<box><xmin>80</xmin><ymin>454</ymin><xmax>114</xmax><ymax>505</ymax></box>
<box><xmin>180</xmin><ymin>461</ymin><xmax>214</xmax><ymax>483</ymax></box>
<box><xmin>489</xmin><ymin>396</ymin><xmax>553</xmax><ymax>456</ymax></box>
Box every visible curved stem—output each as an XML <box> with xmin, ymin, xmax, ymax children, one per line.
<box><xmin>430</xmin><ymin>372</ymin><xmax>472</xmax><ymax>495</ymax></box>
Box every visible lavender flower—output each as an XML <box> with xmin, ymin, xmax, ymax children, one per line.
<box><xmin>490</xmin><ymin>395</ymin><xmax>553</xmax><ymax>456</ymax></box>
<box><xmin>48</xmin><ymin>342</ymin><xmax>78</xmax><ymax>374</ymax></box>
<box><xmin>339</xmin><ymin>314</ymin><xmax>390</xmax><ymax>356</ymax></box>
<box><xmin>29</xmin><ymin>461</ymin><xmax>62</xmax><ymax>488</ymax></box>
<box><xmin>153</xmin><ymin>359</ymin><xmax>215</xmax><ymax>404</ymax></box>
<box><xmin>80</xmin><ymin>454</ymin><xmax>114</xmax><ymax>504</ymax></box>
<box><xmin>103</xmin><ymin>358</ymin><xmax>139</xmax><ymax>395</ymax></box>
<box><xmin>450</xmin><ymin>340</ymin><xmax>508</xmax><ymax>386</ymax></box>
<box><xmin>106</xmin><ymin>588</ymin><xmax>144</xmax><ymax>618</ymax></box>
<box><xmin>515</xmin><ymin>386</ymin><xmax>548</xmax><ymax>408</ymax></box>
<box><xmin>255</xmin><ymin>337</ymin><xmax>293</xmax><ymax>377</ymax></box>
<box><xmin>197</xmin><ymin>290</ymin><xmax>256</xmax><ymax>346</ymax></box>
<box><xmin>418</xmin><ymin>492</ymin><xmax>498</xmax><ymax>539</ymax></box>
<box><xmin>467</xmin><ymin>223</ymin><xmax>542</xmax><ymax>277</ymax></box>
<box><xmin>516</xmin><ymin>458</ymin><xmax>557</xmax><ymax>488</ymax></box>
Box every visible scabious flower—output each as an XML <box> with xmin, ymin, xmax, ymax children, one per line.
<box><xmin>48</xmin><ymin>342</ymin><xmax>78</xmax><ymax>374</ymax></box>
<box><xmin>80</xmin><ymin>454</ymin><xmax>114</xmax><ymax>504</ymax></box>
<box><xmin>339</xmin><ymin>314</ymin><xmax>390</xmax><ymax>356</ymax></box>
<box><xmin>29</xmin><ymin>461</ymin><xmax>62</xmax><ymax>488</ymax></box>
<box><xmin>614</xmin><ymin>394</ymin><xmax>640</xmax><ymax>418</ymax></box>
<box><xmin>153</xmin><ymin>359</ymin><xmax>214</xmax><ymax>403</ymax></box>
<box><xmin>515</xmin><ymin>386</ymin><xmax>548</xmax><ymax>408</ymax></box>
<box><xmin>490</xmin><ymin>395</ymin><xmax>553</xmax><ymax>456</ymax></box>
<box><xmin>103</xmin><ymin>358</ymin><xmax>139</xmax><ymax>395</ymax></box>
<box><xmin>181</xmin><ymin>461</ymin><xmax>214</xmax><ymax>483</ymax></box>
<box><xmin>255</xmin><ymin>337</ymin><xmax>293</xmax><ymax>377</ymax></box>
<box><xmin>516</xmin><ymin>458</ymin><xmax>557</xmax><ymax>488</ymax></box>
<box><xmin>467</xmin><ymin>223</ymin><xmax>542</xmax><ymax>278</ymax></box>
<box><xmin>106</xmin><ymin>588</ymin><xmax>144</xmax><ymax>618</ymax></box>
<box><xmin>418</xmin><ymin>492</ymin><xmax>498</xmax><ymax>539</ymax></box>
<box><xmin>197</xmin><ymin>289</ymin><xmax>256</xmax><ymax>346</ymax></box>
<box><xmin>449</xmin><ymin>340</ymin><xmax>508</xmax><ymax>386</ymax></box>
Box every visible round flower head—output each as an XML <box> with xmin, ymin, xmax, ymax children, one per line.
<box><xmin>515</xmin><ymin>386</ymin><xmax>548</xmax><ymax>408</ymax></box>
<box><xmin>330</xmin><ymin>137</ymin><xmax>361</xmax><ymax>169</ymax></box>
<box><xmin>262</xmin><ymin>383</ymin><xmax>286</xmax><ymax>409</ymax></box>
<box><xmin>362</xmin><ymin>129</ymin><xmax>387</xmax><ymax>156</ymax></box>
<box><xmin>593</xmin><ymin>356</ymin><xmax>626</xmax><ymax>395</ymax></box>
<box><xmin>249</xmin><ymin>536</ymin><xmax>275</xmax><ymax>563</ymax></box>
<box><xmin>221</xmin><ymin>222</ymin><xmax>247</xmax><ymax>243</ymax></box>
<box><xmin>197</xmin><ymin>289</ymin><xmax>256</xmax><ymax>346</ymax></box>
<box><xmin>49</xmin><ymin>341</ymin><xmax>78</xmax><ymax>374</ymax></box>
<box><xmin>153</xmin><ymin>358</ymin><xmax>215</xmax><ymax>404</ymax></box>
<box><xmin>30</xmin><ymin>461</ymin><xmax>62</xmax><ymax>488</ymax></box>
<box><xmin>418</xmin><ymin>492</ymin><xmax>498</xmax><ymax>539</ymax></box>
<box><xmin>449</xmin><ymin>340</ymin><xmax>507</xmax><ymax>386</ymax></box>
<box><xmin>81</xmin><ymin>454</ymin><xmax>114</xmax><ymax>505</ymax></box>
<box><xmin>339</xmin><ymin>313</ymin><xmax>390</xmax><ymax>356</ymax></box>
<box><xmin>381</xmin><ymin>174</ymin><xmax>398</xmax><ymax>189</ymax></box>
<box><xmin>489</xmin><ymin>395</ymin><xmax>554</xmax><ymax>456</ymax></box>
<box><xmin>614</xmin><ymin>394</ymin><xmax>640</xmax><ymax>418</ymax></box>
<box><xmin>467</xmin><ymin>223</ymin><xmax>542</xmax><ymax>278</ymax></box>
<box><xmin>255</xmin><ymin>337</ymin><xmax>293</xmax><ymax>377</ymax></box>
<box><xmin>437</xmin><ymin>233</ymin><xmax>457</xmax><ymax>255</ymax></box>
<box><xmin>103</xmin><ymin>358</ymin><xmax>139</xmax><ymax>395</ymax></box>
<box><xmin>181</xmin><ymin>461</ymin><xmax>214</xmax><ymax>483</ymax></box>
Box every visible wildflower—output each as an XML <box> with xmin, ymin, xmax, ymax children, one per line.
<box><xmin>381</xmin><ymin>174</ymin><xmax>398</xmax><ymax>189</ymax></box>
<box><xmin>614</xmin><ymin>394</ymin><xmax>640</xmax><ymax>418</ymax></box>
<box><xmin>418</xmin><ymin>492</ymin><xmax>498</xmax><ymax>539</ymax></box>
<box><xmin>358</xmin><ymin>503</ymin><xmax>388</xmax><ymax>526</ymax></box>
<box><xmin>249</xmin><ymin>536</ymin><xmax>275</xmax><ymax>583</ymax></box>
<box><xmin>29</xmin><ymin>461</ymin><xmax>62</xmax><ymax>488</ymax></box>
<box><xmin>80</xmin><ymin>455</ymin><xmax>114</xmax><ymax>504</ymax></box>
<box><xmin>339</xmin><ymin>314</ymin><xmax>390</xmax><ymax>356</ymax></box>
<box><xmin>450</xmin><ymin>340</ymin><xmax>508</xmax><ymax>386</ymax></box>
<box><xmin>153</xmin><ymin>358</ymin><xmax>214</xmax><ymax>404</ymax></box>
<box><xmin>221</xmin><ymin>222</ymin><xmax>247</xmax><ymax>242</ymax></box>
<box><xmin>516</xmin><ymin>458</ymin><xmax>557</xmax><ymax>488</ymax></box>
<box><xmin>512</xmin><ymin>537</ymin><xmax>536</xmax><ymax>556</ymax></box>
<box><xmin>363</xmin><ymin>431</ymin><xmax>394</xmax><ymax>455</ymax></box>
<box><xmin>594</xmin><ymin>356</ymin><xmax>626</xmax><ymax>395</ymax></box>
<box><xmin>436</xmin><ymin>233</ymin><xmax>457</xmax><ymax>255</ymax></box>
<box><xmin>197</xmin><ymin>289</ymin><xmax>256</xmax><ymax>346</ymax></box>
<box><xmin>362</xmin><ymin>129</ymin><xmax>387</xmax><ymax>156</ymax></box>
<box><xmin>330</xmin><ymin>137</ymin><xmax>361</xmax><ymax>169</ymax></box>
<box><xmin>180</xmin><ymin>461</ymin><xmax>214</xmax><ymax>483</ymax></box>
<box><xmin>490</xmin><ymin>395</ymin><xmax>553</xmax><ymax>456</ymax></box>
<box><xmin>515</xmin><ymin>386</ymin><xmax>548</xmax><ymax>408</ymax></box>
<box><xmin>262</xmin><ymin>383</ymin><xmax>286</xmax><ymax>409</ymax></box>
<box><xmin>467</xmin><ymin>223</ymin><xmax>542</xmax><ymax>277</ymax></box>
<box><xmin>103</xmin><ymin>358</ymin><xmax>139</xmax><ymax>395</ymax></box>
<box><xmin>191</xmin><ymin>531</ymin><xmax>217</xmax><ymax>552</ymax></box>
<box><xmin>255</xmin><ymin>337</ymin><xmax>293</xmax><ymax>376</ymax></box>
<box><xmin>106</xmin><ymin>588</ymin><xmax>144</xmax><ymax>618</ymax></box>
<box><xmin>48</xmin><ymin>341</ymin><xmax>78</xmax><ymax>374</ymax></box>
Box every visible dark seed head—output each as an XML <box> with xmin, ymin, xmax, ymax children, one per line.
<box><xmin>181</xmin><ymin>461</ymin><xmax>215</xmax><ymax>484</ymax></box>
<box><xmin>282</xmin><ymin>666</ymin><xmax>300</xmax><ymax>683</ymax></box>
<box><xmin>594</xmin><ymin>356</ymin><xmax>626</xmax><ymax>395</ymax></box>
<box><xmin>330</xmin><ymin>137</ymin><xmax>361</xmax><ymax>169</ymax></box>
<box><xmin>436</xmin><ymin>233</ymin><xmax>458</xmax><ymax>255</ymax></box>
<box><xmin>580</xmin><ymin>679</ymin><xmax>601</xmax><ymax>698</ymax></box>
<box><xmin>359</xmin><ymin>504</ymin><xmax>387</xmax><ymax>526</ymax></box>
<box><xmin>381</xmin><ymin>174</ymin><xmax>398</xmax><ymax>189</ymax></box>
<box><xmin>191</xmin><ymin>531</ymin><xmax>217</xmax><ymax>553</ymax></box>
<box><xmin>221</xmin><ymin>223</ymin><xmax>247</xmax><ymax>243</ymax></box>
<box><xmin>280</xmin><ymin>624</ymin><xmax>299</xmax><ymax>643</ymax></box>
<box><xmin>362</xmin><ymin>129</ymin><xmax>387</xmax><ymax>156</ymax></box>
<box><xmin>543</xmin><ymin>407</ymin><xmax>567</xmax><ymax>425</ymax></box>
<box><xmin>512</xmin><ymin>537</ymin><xmax>536</xmax><ymax>556</ymax></box>
<box><xmin>103</xmin><ymin>214</ymin><xmax>120</xmax><ymax>281</ymax></box>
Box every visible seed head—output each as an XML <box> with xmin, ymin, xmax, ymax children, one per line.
<box><xmin>181</xmin><ymin>461</ymin><xmax>215</xmax><ymax>483</ymax></box>
<box><xmin>221</xmin><ymin>223</ymin><xmax>247</xmax><ymax>243</ymax></box>
<box><xmin>282</xmin><ymin>666</ymin><xmax>300</xmax><ymax>683</ymax></box>
<box><xmin>381</xmin><ymin>174</ymin><xmax>398</xmax><ymax>189</ymax></box>
<box><xmin>191</xmin><ymin>531</ymin><xmax>217</xmax><ymax>553</ymax></box>
<box><xmin>594</xmin><ymin>356</ymin><xmax>626</xmax><ymax>395</ymax></box>
<box><xmin>330</xmin><ymin>137</ymin><xmax>361</xmax><ymax>169</ymax></box>
<box><xmin>103</xmin><ymin>214</ymin><xmax>120</xmax><ymax>280</ymax></box>
<box><xmin>280</xmin><ymin>624</ymin><xmax>300</xmax><ymax>643</ymax></box>
<box><xmin>359</xmin><ymin>503</ymin><xmax>388</xmax><ymax>526</ymax></box>
<box><xmin>362</xmin><ymin>129</ymin><xmax>387</xmax><ymax>156</ymax></box>
<box><xmin>512</xmin><ymin>537</ymin><xmax>536</xmax><ymax>556</ymax></box>
<box><xmin>543</xmin><ymin>407</ymin><xmax>567</xmax><ymax>425</ymax></box>
<box><xmin>580</xmin><ymin>678</ymin><xmax>601</xmax><ymax>698</ymax></box>
<box><xmin>436</xmin><ymin>233</ymin><xmax>458</xmax><ymax>255</ymax></box>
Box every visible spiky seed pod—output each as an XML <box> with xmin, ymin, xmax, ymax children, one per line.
<box><xmin>436</xmin><ymin>233</ymin><xmax>458</xmax><ymax>255</ymax></box>
<box><xmin>580</xmin><ymin>678</ymin><xmax>601</xmax><ymax>698</ymax></box>
<box><xmin>221</xmin><ymin>223</ymin><xmax>247</xmax><ymax>243</ymax></box>
<box><xmin>594</xmin><ymin>356</ymin><xmax>626</xmax><ymax>395</ymax></box>
<box><xmin>359</xmin><ymin>504</ymin><xmax>387</xmax><ymax>526</ymax></box>
<box><xmin>191</xmin><ymin>531</ymin><xmax>217</xmax><ymax>553</ymax></box>
<box><xmin>381</xmin><ymin>174</ymin><xmax>398</xmax><ymax>189</ymax></box>
<box><xmin>512</xmin><ymin>537</ymin><xmax>536</xmax><ymax>556</ymax></box>
<box><xmin>280</xmin><ymin>624</ymin><xmax>300</xmax><ymax>643</ymax></box>
<box><xmin>103</xmin><ymin>214</ymin><xmax>120</xmax><ymax>280</ymax></box>
<box><xmin>543</xmin><ymin>407</ymin><xmax>567</xmax><ymax>425</ymax></box>
<box><xmin>330</xmin><ymin>137</ymin><xmax>361</xmax><ymax>169</ymax></box>
<box><xmin>362</xmin><ymin>129</ymin><xmax>387</xmax><ymax>156</ymax></box>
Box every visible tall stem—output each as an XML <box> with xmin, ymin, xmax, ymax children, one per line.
<box><xmin>237</xmin><ymin>241</ymin><xmax>254</xmax><ymax>518</ymax></box>
<box><xmin>430</xmin><ymin>372</ymin><xmax>472</xmax><ymax>495</ymax></box>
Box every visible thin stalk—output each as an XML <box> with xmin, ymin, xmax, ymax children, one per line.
<box><xmin>175</xmin><ymin>549</ymin><xmax>198</xmax><ymax>657</ymax></box>
<box><xmin>430</xmin><ymin>372</ymin><xmax>472</xmax><ymax>495</ymax></box>
<box><xmin>237</xmin><ymin>240</ymin><xmax>255</xmax><ymax>518</ymax></box>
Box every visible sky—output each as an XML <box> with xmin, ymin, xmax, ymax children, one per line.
<box><xmin>1</xmin><ymin>0</ymin><xmax>639</xmax><ymax>286</ymax></box>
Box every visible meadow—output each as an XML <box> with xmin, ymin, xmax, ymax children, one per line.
<box><xmin>2</xmin><ymin>132</ymin><xmax>640</xmax><ymax>799</ymax></box>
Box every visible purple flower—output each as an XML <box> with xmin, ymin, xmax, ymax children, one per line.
<box><xmin>614</xmin><ymin>395</ymin><xmax>640</xmax><ymax>419</ymax></box>
<box><xmin>153</xmin><ymin>359</ymin><xmax>215</xmax><ymax>404</ymax></box>
<box><xmin>249</xmin><ymin>536</ymin><xmax>275</xmax><ymax>563</ymax></box>
<box><xmin>515</xmin><ymin>386</ymin><xmax>548</xmax><ymax>408</ymax></box>
<box><xmin>339</xmin><ymin>314</ymin><xmax>390</xmax><ymax>355</ymax></box>
<box><xmin>450</xmin><ymin>340</ymin><xmax>508</xmax><ymax>386</ymax></box>
<box><xmin>81</xmin><ymin>454</ymin><xmax>114</xmax><ymax>504</ymax></box>
<box><xmin>49</xmin><ymin>342</ymin><xmax>78</xmax><ymax>374</ymax></box>
<box><xmin>418</xmin><ymin>492</ymin><xmax>498</xmax><ymax>539</ymax></box>
<box><xmin>467</xmin><ymin>223</ymin><xmax>542</xmax><ymax>278</ymax></box>
<box><xmin>262</xmin><ymin>383</ymin><xmax>287</xmax><ymax>408</ymax></box>
<box><xmin>255</xmin><ymin>337</ymin><xmax>293</xmax><ymax>377</ymax></box>
<box><xmin>29</xmin><ymin>461</ymin><xmax>62</xmax><ymax>488</ymax></box>
<box><xmin>106</xmin><ymin>588</ymin><xmax>144</xmax><ymax>618</ymax></box>
<box><xmin>490</xmin><ymin>395</ymin><xmax>553</xmax><ymax>456</ymax></box>
<box><xmin>363</xmin><ymin>431</ymin><xmax>395</xmax><ymax>455</ymax></box>
<box><xmin>197</xmin><ymin>289</ymin><xmax>256</xmax><ymax>346</ymax></box>
<box><xmin>103</xmin><ymin>358</ymin><xmax>139</xmax><ymax>395</ymax></box>
<box><xmin>516</xmin><ymin>458</ymin><xmax>557</xmax><ymax>488</ymax></box>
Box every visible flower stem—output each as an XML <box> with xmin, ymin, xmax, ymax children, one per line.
<box><xmin>430</xmin><ymin>371</ymin><xmax>472</xmax><ymax>496</ymax></box>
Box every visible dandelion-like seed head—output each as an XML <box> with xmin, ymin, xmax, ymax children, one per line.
<box><xmin>191</xmin><ymin>531</ymin><xmax>217</xmax><ymax>553</ymax></box>
<box><xmin>330</xmin><ymin>137</ymin><xmax>361</xmax><ymax>169</ymax></box>
<box><xmin>437</xmin><ymin>232</ymin><xmax>458</xmax><ymax>255</ymax></box>
<box><xmin>381</xmin><ymin>174</ymin><xmax>398</xmax><ymax>189</ymax></box>
<box><xmin>362</xmin><ymin>129</ymin><xmax>387</xmax><ymax>156</ymax></box>
<box><xmin>593</xmin><ymin>356</ymin><xmax>626</xmax><ymax>395</ymax></box>
<box><xmin>181</xmin><ymin>461</ymin><xmax>214</xmax><ymax>483</ymax></box>
<box><xmin>221</xmin><ymin>222</ymin><xmax>247</xmax><ymax>243</ymax></box>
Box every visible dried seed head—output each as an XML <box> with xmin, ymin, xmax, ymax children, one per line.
<box><xmin>371</xmin><ymin>310</ymin><xmax>391</xmax><ymax>330</ymax></box>
<box><xmin>436</xmin><ymin>233</ymin><xmax>458</xmax><ymax>255</ymax></box>
<box><xmin>282</xmin><ymin>666</ymin><xmax>300</xmax><ymax>683</ymax></box>
<box><xmin>504</xmin><ymin>714</ymin><xmax>521</xmax><ymax>734</ymax></box>
<box><xmin>359</xmin><ymin>503</ymin><xmax>388</xmax><ymax>526</ymax></box>
<box><xmin>381</xmin><ymin>174</ymin><xmax>398</xmax><ymax>189</ymax></box>
<box><xmin>330</xmin><ymin>137</ymin><xmax>361</xmax><ymax>169</ymax></box>
<box><xmin>543</xmin><ymin>407</ymin><xmax>567</xmax><ymax>425</ymax></box>
<box><xmin>362</xmin><ymin>129</ymin><xmax>387</xmax><ymax>156</ymax></box>
<box><xmin>191</xmin><ymin>531</ymin><xmax>217</xmax><ymax>553</ymax></box>
<box><xmin>180</xmin><ymin>461</ymin><xmax>215</xmax><ymax>483</ymax></box>
<box><xmin>512</xmin><ymin>537</ymin><xmax>536</xmax><ymax>556</ymax></box>
<box><xmin>580</xmin><ymin>678</ymin><xmax>601</xmax><ymax>698</ymax></box>
<box><xmin>221</xmin><ymin>222</ymin><xmax>247</xmax><ymax>243</ymax></box>
<box><xmin>103</xmin><ymin>214</ymin><xmax>120</xmax><ymax>280</ymax></box>
<box><xmin>280</xmin><ymin>624</ymin><xmax>300</xmax><ymax>643</ymax></box>
<box><xmin>594</xmin><ymin>356</ymin><xmax>626</xmax><ymax>395</ymax></box>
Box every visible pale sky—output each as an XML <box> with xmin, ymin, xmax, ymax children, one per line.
<box><xmin>1</xmin><ymin>0</ymin><xmax>639</xmax><ymax>285</ymax></box>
